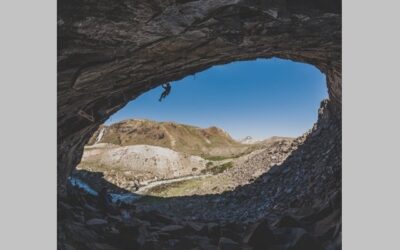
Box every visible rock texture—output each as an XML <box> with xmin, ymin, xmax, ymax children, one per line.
<box><xmin>58</xmin><ymin>1</ymin><xmax>341</xmax><ymax>248</ymax></box>
<box><xmin>57</xmin><ymin>0</ymin><xmax>341</xmax><ymax>192</ymax></box>
<box><xmin>58</xmin><ymin>100</ymin><xmax>341</xmax><ymax>249</ymax></box>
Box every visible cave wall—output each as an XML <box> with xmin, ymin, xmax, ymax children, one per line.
<box><xmin>58</xmin><ymin>0</ymin><xmax>341</xmax><ymax>193</ymax></box>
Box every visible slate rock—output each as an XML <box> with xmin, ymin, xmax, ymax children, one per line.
<box><xmin>86</xmin><ymin>218</ymin><xmax>108</xmax><ymax>226</ymax></box>
<box><xmin>217</xmin><ymin>237</ymin><xmax>241</xmax><ymax>250</ymax></box>
<box><xmin>243</xmin><ymin>219</ymin><xmax>274</xmax><ymax>250</ymax></box>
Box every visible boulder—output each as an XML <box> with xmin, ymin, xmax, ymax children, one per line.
<box><xmin>217</xmin><ymin>237</ymin><xmax>241</xmax><ymax>250</ymax></box>
<box><xmin>187</xmin><ymin>222</ymin><xmax>208</xmax><ymax>234</ymax></box>
<box><xmin>86</xmin><ymin>218</ymin><xmax>108</xmax><ymax>226</ymax></box>
<box><xmin>161</xmin><ymin>225</ymin><xmax>185</xmax><ymax>233</ymax></box>
<box><xmin>313</xmin><ymin>209</ymin><xmax>341</xmax><ymax>241</ymax></box>
<box><xmin>207</xmin><ymin>222</ymin><xmax>221</xmax><ymax>237</ymax></box>
<box><xmin>243</xmin><ymin>220</ymin><xmax>274</xmax><ymax>250</ymax></box>
<box><xmin>140</xmin><ymin>240</ymin><xmax>162</xmax><ymax>250</ymax></box>
<box><xmin>90</xmin><ymin>242</ymin><xmax>119</xmax><ymax>250</ymax></box>
<box><xmin>274</xmin><ymin>228</ymin><xmax>322</xmax><ymax>250</ymax></box>
<box><xmin>65</xmin><ymin>222</ymin><xmax>99</xmax><ymax>243</ymax></box>
<box><xmin>273</xmin><ymin>215</ymin><xmax>302</xmax><ymax>229</ymax></box>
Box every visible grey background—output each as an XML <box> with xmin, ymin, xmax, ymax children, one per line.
<box><xmin>0</xmin><ymin>0</ymin><xmax>399</xmax><ymax>249</ymax></box>
<box><xmin>0</xmin><ymin>0</ymin><xmax>56</xmax><ymax>249</ymax></box>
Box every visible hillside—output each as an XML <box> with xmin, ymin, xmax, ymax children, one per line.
<box><xmin>87</xmin><ymin>119</ymin><xmax>251</xmax><ymax>158</ymax></box>
<box><xmin>141</xmin><ymin>136</ymin><xmax>295</xmax><ymax>197</ymax></box>
<box><xmin>76</xmin><ymin>143</ymin><xmax>208</xmax><ymax>192</ymax></box>
<box><xmin>78</xmin><ymin>120</ymin><xmax>297</xmax><ymax>192</ymax></box>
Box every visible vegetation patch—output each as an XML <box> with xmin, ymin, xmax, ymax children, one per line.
<box><xmin>145</xmin><ymin>178</ymin><xmax>206</xmax><ymax>197</ymax></box>
<box><xmin>202</xmin><ymin>148</ymin><xmax>256</xmax><ymax>161</ymax></box>
<box><xmin>203</xmin><ymin>155</ymin><xmax>232</xmax><ymax>161</ymax></box>
<box><xmin>201</xmin><ymin>161</ymin><xmax>234</xmax><ymax>175</ymax></box>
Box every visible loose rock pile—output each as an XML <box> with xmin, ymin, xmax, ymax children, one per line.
<box><xmin>58</xmin><ymin>189</ymin><xmax>340</xmax><ymax>250</ymax></box>
<box><xmin>58</xmin><ymin>100</ymin><xmax>341</xmax><ymax>249</ymax></box>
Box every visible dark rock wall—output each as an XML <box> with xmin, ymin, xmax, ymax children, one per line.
<box><xmin>58</xmin><ymin>0</ymin><xmax>341</xmax><ymax>192</ymax></box>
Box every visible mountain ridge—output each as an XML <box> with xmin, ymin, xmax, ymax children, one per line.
<box><xmin>88</xmin><ymin>119</ymin><xmax>251</xmax><ymax>158</ymax></box>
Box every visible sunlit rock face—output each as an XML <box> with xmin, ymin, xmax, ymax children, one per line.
<box><xmin>57</xmin><ymin>0</ymin><xmax>341</xmax><ymax>192</ymax></box>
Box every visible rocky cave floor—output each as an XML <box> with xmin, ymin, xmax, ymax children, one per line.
<box><xmin>58</xmin><ymin>101</ymin><xmax>341</xmax><ymax>250</ymax></box>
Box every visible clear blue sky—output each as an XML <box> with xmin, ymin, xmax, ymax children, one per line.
<box><xmin>105</xmin><ymin>58</ymin><xmax>328</xmax><ymax>140</ymax></box>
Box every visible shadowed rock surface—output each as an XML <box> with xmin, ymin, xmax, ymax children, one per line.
<box><xmin>58</xmin><ymin>0</ymin><xmax>341</xmax><ymax>249</ymax></box>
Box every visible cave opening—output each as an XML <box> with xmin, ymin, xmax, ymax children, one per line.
<box><xmin>69</xmin><ymin>57</ymin><xmax>331</xmax><ymax>220</ymax></box>
<box><xmin>58</xmin><ymin>1</ymin><xmax>341</xmax><ymax>248</ymax></box>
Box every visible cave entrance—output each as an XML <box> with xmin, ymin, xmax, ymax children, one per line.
<box><xmin>70</xmin><ymin>57</ymin><xmax>328</xmax><ymax>212</ymax></box>
<box><xmin>58</xmin><ymin>1</ymin><xmax>341</xmax><ymax>247</ymax></box>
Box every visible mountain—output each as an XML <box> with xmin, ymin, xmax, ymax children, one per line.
<box><xmin>239</xmin><ymin>136</ymin><xmax>260</xmax><ymax>144</ymax></box>
<box><xmin>78</xmin><ymin>119</ymin><xmax>296</xmax><ymax>193</ymax></box>
<box><xmin>78</xmin><ymin>119</ymin><xmax>263</xmax><ymax>191</ymax></box>
<box><xmin>87</xmin><ymin>119</ymin><xmax>251</xmax><ymax>159</ymax></box>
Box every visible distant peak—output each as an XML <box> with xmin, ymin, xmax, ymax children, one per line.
<box><xmin>240</xmin><ymin>136</ymin><xmax>259</xmax><ymax>144</ymax></box>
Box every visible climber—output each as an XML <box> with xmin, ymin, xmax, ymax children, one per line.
<box><xmin>158</xmin><ymin>83</ymin><xmax>171</xmax><ymax>102</ymax></box>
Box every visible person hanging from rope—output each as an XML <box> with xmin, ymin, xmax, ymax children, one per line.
<box><xmin>159</xmin><ymin>83</ymin><xmax>171</xmax><ymax>102</ymax></box>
